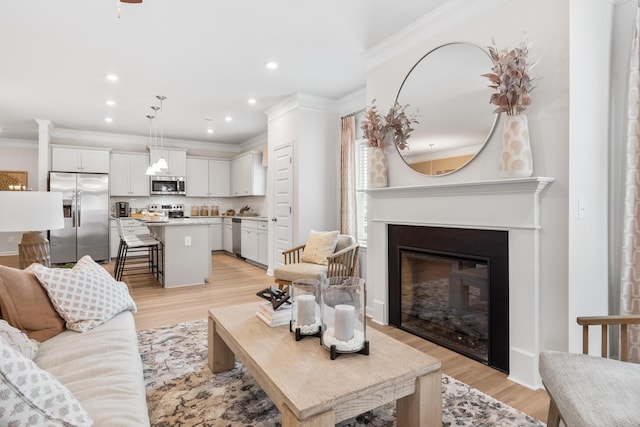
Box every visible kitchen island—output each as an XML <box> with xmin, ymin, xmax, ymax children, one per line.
<box><xmin>143</xmin><ymin>218</ymin><xmax>216</xmax><ymax>288</ymax></box>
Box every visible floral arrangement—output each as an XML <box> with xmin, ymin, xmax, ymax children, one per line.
<box><xmin>482</xmin><ymin>41</ymin><xmax>535</xmax><ymax>116</ymax></box>
<box><xmin>361</xmin><ymin>99</ymin><xmax>419</xmax><ymax>150</ymax></box>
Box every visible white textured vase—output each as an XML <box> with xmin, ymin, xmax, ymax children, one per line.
<box><xmin>500</xmin><ymin>114</ymin><xmax>533</xmax><ymax>178</ymax></box>
<box><xmin>368</xmin><ymin>146</ymin><xmax>388</xmax><ymax>188</ymax></box>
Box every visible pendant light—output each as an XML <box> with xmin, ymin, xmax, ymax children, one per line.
<box><xmin>145</xmin><ymin>114</ymin><xmax>156</xmax><ymax>176</ymax></box>
<box><xmin>150</xmin><ymin>106</ymin><xmax>162</xmax><ymax>174</ymax></box>
<box><xmin>155</xmin><ymin>95</ymin><xmax>168</xmax><ymax>171</ymax></box>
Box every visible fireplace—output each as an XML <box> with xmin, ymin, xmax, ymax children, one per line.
<box><xmin>388</xmin><ymin>225</ymin><xmax>509</xmax><ymax>373</ymax></box>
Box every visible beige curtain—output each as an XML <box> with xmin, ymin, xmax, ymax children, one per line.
<box><xmin>621</xmin><ymin>6</ymin><xmax>640</xmax><ymax>362</ymax></box>
<box><xmin>340</xmin><ymin>116</ymin><xmax>358</xmax><ymax>238</ymax></box>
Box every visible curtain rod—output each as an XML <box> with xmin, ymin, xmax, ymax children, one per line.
<box><xmin>341</xmin><ymin>108</ymin><xmax>365</xmax><ymax>119</ymax></box>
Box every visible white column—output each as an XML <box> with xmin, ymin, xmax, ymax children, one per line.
<box><xmin>34</xmin><ymin>119</ymin><xmax>51</xmax><ymax>191</ymax></box>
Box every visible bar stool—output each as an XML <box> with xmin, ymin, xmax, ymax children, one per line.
<box><xmin>114</xmin><ymin>218</ymin><xmax>163</xmax><ymax>283</ymax></box>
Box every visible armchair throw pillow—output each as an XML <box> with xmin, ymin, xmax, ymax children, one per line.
<box><xmin>301</xmin><ymin>230</ymin><xmax>340</xmax><ymax>265</ymax></box>
<box><xmin>0</xmin><ymin>264</ymin><xmax>65</xmax><ymax>342</ymax></box>
<box><xmin>31</xmin><ymin>255</ymin><xmax>137</xmax><ymax>333</ymax></box>
<box><xmin>0</xmin><ymin>336</ymin><xmax>92</xmax><ymax>426</ymax></box>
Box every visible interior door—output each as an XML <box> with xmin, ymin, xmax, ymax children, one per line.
<box><xmin>273</xmin><ymin>143</ymin><xmax>293</xmax><ymax>270</ymax></box>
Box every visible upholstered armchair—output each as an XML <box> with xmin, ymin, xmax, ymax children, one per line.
<box><xmin>539</xmin><ymin>315</ymin><xmax>640</xmax><ymax>427</ymax></box>
<box><xmin>273</xmin><ymin>232</ymin><xmax>360</xmax><ymax>290</ymax></box>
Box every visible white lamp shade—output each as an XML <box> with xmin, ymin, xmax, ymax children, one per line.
<box><xmin>156</xmin><ymin>157</ymin><xmax>168</xmax><ymax>170</ymax></box>
<box><xmin>0</xmin><ymin>191</ymin><xmax>64</xmax><ymax>232</ymax></box>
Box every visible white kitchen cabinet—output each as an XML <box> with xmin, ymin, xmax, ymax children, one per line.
<box><xmin>186</xmin><ymin>158</ymin><xmax>230</xmax><ymax>197</ymax></box>
<box><xmin>208</xmin><ymin>220</ymin><xmax>222</xmax><ymax>251</ymax></box>
<box><xmin>222</xmin><ymin>218</ymin><xmax>233</xmax><ymax>253</ymax></box>
<box><xmin>51</xmin><ymin>146</ymin><xmax>110</xmax><ymax>173</ymax></box>
<box><xmin>149</xmin><ymin>148</ymin><xmax>187</xmax><ymax>177</ymax></box>
<box><xmin>110</xmin><ymin>153</ymin><xmax>150</xmax><ymax>196</ymax></box>
<box><xmin>241</xmin><ymin>219</ymin><xmax>258</xmax><ymax>262</ymax></box>
<box><xmin>230</xmin><ymin>152</ymin><xmax>265</xmax><ymax>196</ymax></box>
<box><xmin>257</xmin><ymin>220</ymin><xmax>268</xmax><ymax>266</ymax></box>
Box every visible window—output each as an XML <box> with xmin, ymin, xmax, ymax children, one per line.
<box><xmin>355</xmin><ymin>113</ymin><xmax>368</xmax><ymax>245</ymax></box>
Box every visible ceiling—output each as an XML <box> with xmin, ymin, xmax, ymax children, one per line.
<box><xmin>0</xmin><ymin>0</ymin><xmax>448</xmax><ymax>146</ymax></box>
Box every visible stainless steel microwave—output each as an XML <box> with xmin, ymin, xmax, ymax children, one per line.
<box><xmin>150</xmin><ymin>176</ymin><xmax>186</xmax><ymax>195</ymax></box>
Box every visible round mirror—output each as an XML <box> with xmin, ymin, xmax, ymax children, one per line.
<box><xmin>395</xmin><ymin>42</ymin><xmax>499</xmax><ymax>176</ymax></box>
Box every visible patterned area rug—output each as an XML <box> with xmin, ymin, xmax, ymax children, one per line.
<box><xmin>138</xmin><ymin>319</ymin><xmax>545</xmax><ymax>427</ymax></box>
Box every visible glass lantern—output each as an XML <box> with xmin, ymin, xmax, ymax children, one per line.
<box><xmin>289</xmin><ymin>279</ymin><xmax>321</xmax><ymax>341</ymax></box>
<box><xmin>321</xmin><ymin>276</ymin><xmax>369</xmax><ymax>360</ymax></box>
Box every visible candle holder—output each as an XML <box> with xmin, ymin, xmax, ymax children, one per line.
<box><xmin>289</xmin><ymin>279</ymin><xmax>321</xmax><ymax>341</ymax></box>
<box><xmin>321</xmin><ymin>276</ymin><xmax>369</xmax><ymax>360</ymax></box>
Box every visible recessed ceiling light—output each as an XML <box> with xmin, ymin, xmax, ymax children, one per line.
<box><xmin>106</xmin><ymin>74</ymin><xmax>119</xmax><ymax>82</ymax></box>
<box><xmin>207</xmin><ymin>129</ymin><xmax>214</xmax><ymax>134</ymax></box>
<box><xmin>225</xmin><ymin>116</ymin><xmax>232</xmax><ymax>122</ymax></box>
<box><xmin>105</xmin><ymin>117</ymin><xmax>113</xmax><ymax>123</ymax></box>
<box><xmin>265</xmin><ymin>60</ymin><xmax>278</xmax><ymax>70</ymax></box>
<box><xmin>248</xmin><ymin>98</ymin><xmax>257</xmax><ymax>105</ymax></box>
<box><xmin>106</xmin><ymin>100</ymin><xmax>116</xmax><ymax>106</ymax></box>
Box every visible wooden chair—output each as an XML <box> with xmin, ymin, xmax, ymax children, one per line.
<box><xmin>539</xmin><ymin>315</ymin><xmax>640</xmax><ymax>427</ymax></box>
<box><xmin>273</xmin><ymin>235</ymin><xmax>359</xmax><ymax>290</ymax></box>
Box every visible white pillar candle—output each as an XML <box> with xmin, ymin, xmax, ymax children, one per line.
<box><xmin>334</xmin><ymin>304</ymin><xmax>355</xmax><ymax>341</ymax></box>
<box><xmin>296</xmin><ymin>294</ymin><xmax>316</xmax><ymax>326</ymax></box>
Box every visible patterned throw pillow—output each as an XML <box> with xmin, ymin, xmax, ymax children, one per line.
<box><xmin>301</xmin><ymin>230</ymin><xmax>340</xmax><ymax>265</ymax></box>
<box><xmin>31</xmin><ymin>255</ymin><xmax>137</xmax><ymax>333</ymax></box>
<box><xmin>0</xmin><ymin>336</ymin><xmax>93</xmax><ymax>426</ymax></box>
<box><xmin>0</xmin><ymin>320</ymin><xmax>38</xmax><ymax>360</ymax></box>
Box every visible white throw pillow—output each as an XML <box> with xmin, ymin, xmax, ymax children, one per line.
<box><xmin>301</xmin><ymin>230</ymin><xmax>340</xmax><ymax>265</ymax></box>
<box><xmin>31</xmin><ymin>255</ymin><xmax>137</xmax><ymax>333</ymax></box>
<box><xmin>0</xmin><ymin>336</ymin><xmax>93</xmax><ymax>426</ymax></box>
<box><xmin>0</xmin><ymin>319</ymin><xmax>38</xmax><ymax>360</ymax></box>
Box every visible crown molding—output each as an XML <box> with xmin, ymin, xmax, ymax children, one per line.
<box><xmin>50</xmin><ymin>126</ymin><xmax>239</xmax><ymax>154</ymax></box>
<box><xmin>363</xmin><ymin>0</ymin><xmax>512</xmax><ymax>72</ymax></box>
<box><xmin>0</xmin><ymin>138</ymin><xmax>38</xmax><ymax>148</ymax></box>
<box><xmin>266</xmin><ymin>93</ymin><xmax>339</xmax><ymax>122</ymax></box>
<box><xmin>337</xmin><ymin>87</ymin><xmax>366</xmax><ymax>117</ymax></box>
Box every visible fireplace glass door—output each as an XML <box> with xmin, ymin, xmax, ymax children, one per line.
<box><xmin>400</xmin><ymin>249</ymin><xmax>489</xmax><ymax>363</ymax></box>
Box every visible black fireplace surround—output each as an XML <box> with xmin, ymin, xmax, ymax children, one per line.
<box><xmin>388</xmin><ymin>225</ymin><xmax>509</xmax><ymax>373</ymax></box>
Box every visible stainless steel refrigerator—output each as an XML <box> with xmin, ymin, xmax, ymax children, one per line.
<box><xmin>48</xmin><ymin>172</ymin><xmax>109</xmax><ymax>264</ymax></box>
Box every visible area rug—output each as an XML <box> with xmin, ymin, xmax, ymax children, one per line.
<box><xmin>138</xmin><ymin>319</ymin><xmax>545</xmax><ymax>427</ymax></box>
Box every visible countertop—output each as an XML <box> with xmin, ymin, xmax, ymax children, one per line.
<box><xmin>140</xmin><ymin>217</ymin><xmax>268</xmax><ymax>226</ymax></box>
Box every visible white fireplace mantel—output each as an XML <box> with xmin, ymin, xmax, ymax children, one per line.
<box><xmin>365</xmin><ymin>176</ymin><xmax>554</xmax><ymax>389</ymax></box>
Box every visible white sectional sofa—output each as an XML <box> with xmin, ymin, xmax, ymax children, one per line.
<box><xmin>35</xmin><ymin>311</ymin><xmax>150</xmax><ymax>426</ymax></box>
<box><xmin>0</xmin><ymin>258</ymin><xmax>149</xmax><ymax>426</ymax></box>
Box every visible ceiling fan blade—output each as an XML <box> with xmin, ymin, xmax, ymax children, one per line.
<box><xmin>120</xmin><ymin>0</ymin><xmax>143</xmax><ymax>3</ymax></box>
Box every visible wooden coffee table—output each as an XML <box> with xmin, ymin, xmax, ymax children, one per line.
<box><xmin>208</xmin><ymin>302</ymin><xmax>442</xmax><ymax>426</ymax></box>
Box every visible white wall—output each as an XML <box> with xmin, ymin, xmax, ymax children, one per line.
<box><xmin>266</xmin><ymin>94</ymin><xmax>340</xmax><ymax>246</ymax></box>
<box><xmin>365</xmin><ymin>0</ymin><xmax>577</xmax><ymax>362</ymax></box>
<box><xmin>0</xmin><ymin>140</ymin><xmax>39</xmax><ymax>254</ymax></box>
<box><xmin>567</xmin><ymin>0</ymin><xmax>613</xmax><ymax>354</ymax></box>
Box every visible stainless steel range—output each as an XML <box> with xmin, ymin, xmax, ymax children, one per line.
<box><xmin>149</xmin><ymin>204</ymin><xmax>185</xmax><ymax>218</ymax></box>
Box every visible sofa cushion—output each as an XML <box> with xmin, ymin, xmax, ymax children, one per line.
<box><xmin>0</xmin><ymin>264</ymin><xmax>65</xmax><ymax>342</ymax></box>
<box><xmin>274</xmin><ymin>262</ymin><xmax>329</xmax><ymax>282</ymax></box>
<box><xmin>0</xmin><ymin>319</ymin><xmax>38</xmax><ymax>360</ymax></box>
<box><xmin>31</xmin><ymin>255</ymin><xmax>137</xmax><ymax>333</ymax></box>
<box><xmin>0</xmin><ymin>335</ymin><xmax>93</xmax><ymax>427</ymax></box>
<box><xmin>36</xmin><ymin>311</ymin><xmax>150</xmax><ymax>426</ymax></box>
<box><xmin>301</xmin><ymin>230</ymin><xmax>339</xmax><ymax>265</ymax></box>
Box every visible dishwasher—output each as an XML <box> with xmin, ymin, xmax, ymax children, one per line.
<box><xmin>232</xmin><ymin>218</ymin><xmax>242</xmax><ymax>257</ymax></box>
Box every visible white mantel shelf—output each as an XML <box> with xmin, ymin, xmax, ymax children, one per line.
<box><xmin>366</xmin><ymin>177</ymin><xmax>555</xmax><ymax>198</ymax></box>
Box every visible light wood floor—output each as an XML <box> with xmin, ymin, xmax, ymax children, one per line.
<box><xmin>0</xmin><ymin>252</ymin><xmax>550</xmax><ymax>423</ymax></box>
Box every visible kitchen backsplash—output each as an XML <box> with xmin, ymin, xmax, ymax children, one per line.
<box><xmin>110</xmin><ymin>195</ymin><xmax>266</xmax><ymax>217</ymax></box>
